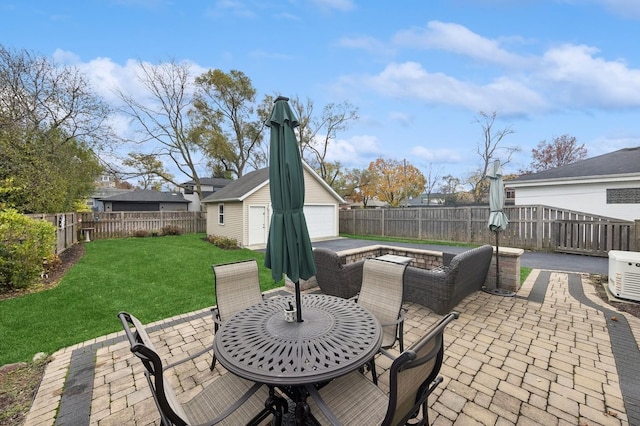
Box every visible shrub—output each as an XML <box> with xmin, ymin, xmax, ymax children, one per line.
<box><xmin>133</xmin><ymin>229</ymin><xmax>150</xmax><ymax>238</ymax></box>
<box><xmin>160</xmin><ymin>225</ymin><xmax>182</xmax><ymax>236</ymax></box>
<box><xmin>0</xmin><ymin>209</ymin><xmax>56</xmax><ymax>290</ymax></box>
<box><xmin>206</xmin><ymin>234</ymin><xmax>239</xmax><ymax>249</ymax></box>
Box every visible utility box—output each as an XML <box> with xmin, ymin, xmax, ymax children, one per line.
<box><xmin>608</xmin><ymin>250</ymin><xmax>640</xmax><ymax>302</ymax></box>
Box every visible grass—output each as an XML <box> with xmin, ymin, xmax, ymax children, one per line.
<box><xmin>1</xmin><ymin>232</ymin><xmax>530</xmax><ymax>366</ymax></box>
<box><xmin>521</xmin><ymin>267</ymin><xmax>533</xmax><ymax>284</ymax></box>
<box><xmin>0</xmin><ymin>233</ymin><xmax>283</xmax><ymax>366</ymax></box>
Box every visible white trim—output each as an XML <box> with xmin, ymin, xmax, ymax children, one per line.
<box><xmin>301</xmin><ymin>161</ymin><xmax>345</xmax><ymax>203</ymax></box>
<box><xmin>508</xmin><ymin>172</ymin><xmax>640</xmax><ymax>188</ymax></box>
<box><xmin>218</xmin><ymin>203</ymin><xmax>225</xmax><ymax>225</ymax></box>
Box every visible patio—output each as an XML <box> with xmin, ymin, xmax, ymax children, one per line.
<box><xmin>25</xmin><ymin>269</ymin><xmax>640</xmax><ymax>426</ymax></box>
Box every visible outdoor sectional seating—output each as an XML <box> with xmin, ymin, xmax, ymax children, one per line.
<box><xmin>312</xmin><ymin>247</ymin><xmax>364</xmax><ymax>298</ymax></box>
<box><xmin>403</xmin><ymin>245</ymin><xmax>494</xmax><ymax>315</ymax></box>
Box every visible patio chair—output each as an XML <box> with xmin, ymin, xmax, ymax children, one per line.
<box><xmin>353</xmin><ymin>258</ymin><xmax>408</xmax><ymax>385</ymax></box>
<box><xmin>118</xmin><ymin>311</ymin><xmax>285</xmax><ymax>426</ymax></box>
<box><xmin>306</xmin><ymin>311</ymin><xmax>459</xmax><ymax>425</ymax></box>
<box><xmin>210</xmin><ymin>259</ymin><xmax>264</xmax><ymax>370</ymax></box>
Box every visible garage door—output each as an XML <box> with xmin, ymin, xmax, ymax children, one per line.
<box><xmin>303</xmin><ymin>205</ymin><xmax>336</xmax><ymax>239</ymax></box>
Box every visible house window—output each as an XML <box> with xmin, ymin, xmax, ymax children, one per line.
<box><xmin>218</xmin><ymin>204</ymin><xmax>224</xmax><ymax>225</ymax></box>
<box><xmin>607</xmin><ymin>188</ymin><xmax>640</xmax><ymax>204</ymax></box>
<box><xmin>184</xmin><ymin>185</ymin><xmax>194</xmax><ymax>195</ymax></box>
<box><xmin>505</xmin><ymin>188</ymin><xmax>515</xmax><ymax>204</ymax></box>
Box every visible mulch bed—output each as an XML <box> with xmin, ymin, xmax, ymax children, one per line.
<box><xmin>588</xmin><ymin>274</ymin><xmax>640</xmax><ymax>319</ymax></box>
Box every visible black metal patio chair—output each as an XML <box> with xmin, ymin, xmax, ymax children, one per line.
<box><xmin>353</xmin><ymin>258</ymin><xmax>408</xmax><ymax>385</ymax></box>
<box><xmin>306</xmin><ymin>311</ymin><xmax>459</xmax><ymax>425</ymax></box>
<box><xmin>210</xmin><ymin>259</ymin><xmax>264</xmax><ymax>370</ymax></box>
<box><xmin>118</xmin><ymin>311</ymin><xmax>284</xmax><ymax>425</ymax></box>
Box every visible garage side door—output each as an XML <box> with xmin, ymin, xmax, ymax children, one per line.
<box><xmin>303</xmin><ymin>205</ymin><xmax>336</xmax><ymax>239</ymax></box>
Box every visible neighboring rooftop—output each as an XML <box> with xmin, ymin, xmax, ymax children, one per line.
<box><xmin>203</xmin><ymin>169</ymin><xmax>269</xmax><ymax>202</ymax></box>
<box><xmin>98</xmin><ymin>190</ymin><xmax>189</xmax><ymax>203</ymax></box>
<box><xmin>508</xmin><ymin>146</ymin><xmax>640</xmax><ymax>182</ymax></box>
<box><xmin>181</xmin><ymin>177</ymin><xmax>232</xmax><ymax>187</ymax></box>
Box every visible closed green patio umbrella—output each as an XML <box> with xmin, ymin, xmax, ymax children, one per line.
<box><xmin>486</xmin><ymin>159</ymin><xmax>514</xmax><ymax>296</ymax></box>
<box><xmin>264</xmin><ymin>96</ymin><xmax>316</xmax><ymax>322</ymax></box>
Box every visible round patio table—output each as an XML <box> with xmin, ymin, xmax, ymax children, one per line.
<box><xmin>214</xmin><ymin>294</ymin><xmax>382</xmax><ymax>423</ymax></box>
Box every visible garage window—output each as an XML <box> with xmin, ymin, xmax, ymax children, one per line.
<box><xmin>218</xmin><ymin>204</ymin><xmax>224</xmax><ymax>225</ymax></box>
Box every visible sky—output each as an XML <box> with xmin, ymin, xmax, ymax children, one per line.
<box><xmin>2</xmin><ymin>0</ymin><xmax>640</xmax><ymax>184</ymax></box>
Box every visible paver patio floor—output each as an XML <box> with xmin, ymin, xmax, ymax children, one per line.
<box><xmin>24</xmin><ymin>269</ymin><xmax>640</xmax><ymax>426</ymax></box>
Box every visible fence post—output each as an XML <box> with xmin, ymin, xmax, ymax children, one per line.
<box><xmin>352</xmin><ymin>209</ymin><xmax>356</xmax><ymax>234</ymax></box>
<box><xmin>381</xmin><ymin>208</ymin><xmax>385</xmax><ymax>237</ymax></box>
<box><xmin>536</xmin><ymin>205</ymin><xmax>544</xmax><ymax>250</ymax></box>
<box><xmin>634</xmin><ymin>220</ymin><xmax>640</xmax><ymax>251</ymax></box>
<box><xmin>466</xmin><ymin>206</ymin><xmax>472</xmax><ymax>242</ymax></box>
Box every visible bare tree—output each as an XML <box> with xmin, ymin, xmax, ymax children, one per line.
<box><xmin>439</xmin><ymin>174</ymin><xmax>462</xmax><ymax>205</ymax></box>
<box><xmin>0</xmin><ymin>45</ymin><xmax>113</xmax><ymax>148</ymax></box>
<box><xmin>522</xmin><ymin>134</ymin><xmax>587</xmax><ymax>174</ymax></box>
<box><xmin>423</xmin><ymin>163</ymin><xmax>443</xmax><ymax>205</ymax></box>
<box><xmin>117</xmin><ymin>60</ymin><xmax>206</xmax><ymax>198</ymax></box>
<box><xmin>470</xmin><ymin>111</ymin><xmax>519</xmax><ymax>203</ymax></box>
<box><xmin>291</xmin><ymin>96</ymin><xmax>358</xmax><ymax>187</ymax></box>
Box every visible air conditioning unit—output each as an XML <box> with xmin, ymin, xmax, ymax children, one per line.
<box><xmin>608</xmin><ymin>250</ymin><xmax>640</xmax><ymax>302</ymax></box>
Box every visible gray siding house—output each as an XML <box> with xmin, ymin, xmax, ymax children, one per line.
<box><xmin>507</xmin><ymin>146</ymin><xmax>640</xmax><ymax>221</ymax></box>
<box><xmin>99</xmin><ymin>190</ymin><xmax>191</xmax><ymax>212</ymax></box>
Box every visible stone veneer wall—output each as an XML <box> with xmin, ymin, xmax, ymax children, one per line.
<box><xmin>485</xmin><ymin>246</ymin><xmax>524</xmax><ymax>292</ymax></box>
<box><xmin>339</xmin><ymin>245</ymin><xmax>443</xmax><ymax>269</ymax></box>
<box><xmin>286</xmin><ymin>244</ymin><xmax>524</xmax><ymax>293</ymax></box>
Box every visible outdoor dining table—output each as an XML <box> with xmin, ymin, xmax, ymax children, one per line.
<box><xmin>213</xmin><ymin>293</ymin><xmax>383</xmax><ymax>424</ymax></box>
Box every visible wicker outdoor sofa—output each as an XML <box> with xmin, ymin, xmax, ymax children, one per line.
<box><xmin>403</xmin><ymin>245</ymin><xmax>493</xmax><ymax>315</ymax></box>
<box><xmin>313</xmin><ymin>245</ymin><xmax>494</xmax><ymax>315</ymax></box>
<box><xmin>313</xmin><ymin>247</ymin><xmax>364</xmax><ymax>298</ymax></box>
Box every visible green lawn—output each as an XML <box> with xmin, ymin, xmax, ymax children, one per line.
<box><xmin>0</xmin><ymin>233</ymin><xmax>283</xmax><ymax>366</ymax></box>
<box><xmin>0</xmin><ymin>233</ymin><xmax>532</xmax><ymax>366</ymax></box>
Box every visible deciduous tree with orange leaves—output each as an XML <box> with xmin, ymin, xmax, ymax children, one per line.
<box><xmin>364</xmin><ymin>158</ymin><xmax>426</xmax><ymax>207</ymax></box>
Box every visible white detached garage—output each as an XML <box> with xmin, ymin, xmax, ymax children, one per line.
<box><xmin>202</xmin><ymin>162</ymin><xmax>344</xmax><ymax>248</ymax></box>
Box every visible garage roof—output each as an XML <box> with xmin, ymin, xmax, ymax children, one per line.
<box><xmin>203</xmin><ymin>163</ymin><xmax>344</xmax><ymax>204</ymax></box>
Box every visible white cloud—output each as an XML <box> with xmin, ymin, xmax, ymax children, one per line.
<box><xmin>362</xmin><ymin>62</ymin><xmax>546</xmax><ymax>115</ymax></box>
<box><xmin>392</xmin><ymin>21</ymin><xmax>531</xmax><ymax>68</ymax></box>
<box><xmin>539</xmin><ymin>44</ymin><xmax>640</xmax><ymax>108</ymax></box>
<box><xmin>411</xmin><ymin>146</ymin><xmax>464</xmax><ymax>164</ymax></box>
<box><xmin>311</xmin><ymin>0</ymin><xmax>355</xmax><ymax>12</ymax></box>
<box><xmin>333</xmin><ymin>20</ymin><xmax>640</xmax><ymax>117</ymax></box>
<box><xmin>336</xmin><ymin>36</ymin><xmax>395</xmax><ymax>57</ymax></box>
<box><xmin>53</xmin><ymin>50</ymin><xmax>148</xmax><ymax>103</ymax></box>
<box><xmin>388</xmin><ymin>111</ymin><xmax>413</xmax><ymax>127</ymax></box>
<box><xmin>207</xmin><ymin>0</ymin><xmax>257</xmax><ymax>18</ymax></box>
<box><xmin>593</xmin><ymin>0</ymin><xmax>640</xmax><ymax>19</ymax></box>
<box><xmin>324</xmin><ymin>134</ymin><xmax>382</xmax><ymax>167</ymax></box>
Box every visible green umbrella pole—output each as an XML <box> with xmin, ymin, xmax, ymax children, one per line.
<box><xmin>495</xmin><ymin>230</ymin><xmax>500</xmax><ymax>289</ymax></box>
<box><xmin>295</xmin><ymin>281</ymin><xmax>303</xmax><ymax>322</ymax></box>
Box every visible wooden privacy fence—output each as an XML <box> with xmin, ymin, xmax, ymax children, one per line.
<box><xmin>26</xmin><ymin>212</ymin><xmax>79</xmax><ymax>254</ymax></box>
<box><xmin>339</xmin><ymin>205</ymin><xmax>638</xmax><ymax>256</ymax></box>
<box><xmin>77</xmin><ymin>211</ymin><xmax>206</xmax><ymax>239</ymax></box>
<box><xmin>553</xmin><ymin>220</ymin><xmax>637</xmax><ymax>256</ymax></box>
